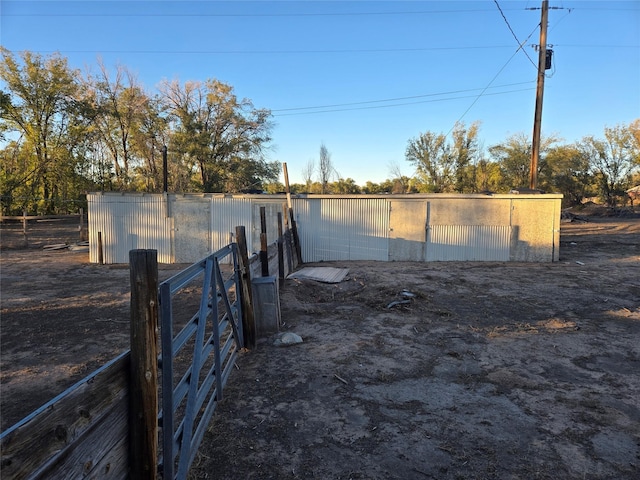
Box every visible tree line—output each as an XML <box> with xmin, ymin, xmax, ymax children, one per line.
<box><xmin>292</xmin><ymin>122</ymin><xmax>640</xmax><ymax>209</ymax></box>
<box><xmin>1</xmin><ymin>49</ymin><xmax>638</xmax><ymax>215</ymax></box>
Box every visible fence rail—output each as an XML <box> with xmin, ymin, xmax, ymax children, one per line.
<box><xmin>0</xmin><ymin>352</ymin><xmax>130</xmax><ymax>480</ymax></box>
<box><xmin>0</xmin><ymin>214</ymin><xmax>300</xmax><ymax>480</ymax></box>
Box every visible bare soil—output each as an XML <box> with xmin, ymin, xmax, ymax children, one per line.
<box><xmin>1</xmin><ymin>211</ymin><xmax>639</xmax><ymax>479</ymax></box>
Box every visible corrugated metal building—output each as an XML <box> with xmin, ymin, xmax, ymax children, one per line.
<box><xmin>88</xmin><ymin>192</ymin><xmax>562</xmax><ymax>264</ymax></box>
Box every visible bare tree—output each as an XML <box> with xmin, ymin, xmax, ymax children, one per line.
<box><xmin>302</xmin><ymin>158</ymin><xmax>315</xmax><ymax>191</ymax></box>
<box><xmin>388</xmin><ymin>161</ymin><xmax>409</xmax><ymax>193</ymax></box>
<box><xmin>318</xmin><ymin>143</ymin><xmax>335</xmax><ymax>194</ymax></box>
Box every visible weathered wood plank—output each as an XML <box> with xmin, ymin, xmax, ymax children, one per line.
<box><xmin>0</xmin><ymin>353</ymin><xmax>130</xmax><ymax>479</ymax></box>
<box><xmin>31</xmin><ymin>390</ymin><xmax>129</xmax><ymax>479</ymax></box>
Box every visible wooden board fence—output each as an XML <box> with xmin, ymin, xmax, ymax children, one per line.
<box><xmin>0</xmin><ymin>353</ymin><xmax>130</xmax><ymax>479</ymax></box>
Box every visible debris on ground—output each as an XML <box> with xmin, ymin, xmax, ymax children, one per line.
<box><xmin>273</xmin><ymin>332</ymin><xmax>303</xmax><ymax>346</ymax></box>
<box><xmin>288</xmin><ymin>267</ymin><xmax>349</xmax><ymax>284</ymax></box>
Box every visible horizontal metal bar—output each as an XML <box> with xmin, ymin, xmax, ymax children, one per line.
<box><xmin>161</xmin><ymin>260</ymin><xmax>207</xmax><ymax>296</ymax></box>
<box><xmin>172</xmin><ymin>317</ymin><xmax>199</xmax><ymax>357</ymax></box>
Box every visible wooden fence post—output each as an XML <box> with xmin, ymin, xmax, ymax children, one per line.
<box><xmin>259</xmin><ymin>206</ymin><xmax>269</xmax><ymax>277</ymax></box>
<box><xmin>277</xmin><ymin>212</ymin><xmax>285</xmax><ymax>284</ymax></box>
<box><xmin>22</xmin><ymin>209</ymin><xmax>28</xmax><ymax>247</ymax></box>
<box><xmin>236</xmin><ymin>226</ymin><xmax>256</xmax><ymax>349</ymax></box>
<box><xmin>289</xmin><ymin>208</ymin><xmax>303</xmax><ymax>266</ymax></box>
<box><xmin>129</xmin><ymin>249</ymin><xmax>158</xmax><ymax>480</ymax></box>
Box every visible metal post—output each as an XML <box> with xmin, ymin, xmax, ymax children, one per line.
<box><xmin>162</xmin><ymin>145</ymin><xmax>168</xmax><ymax>193</ymax></box>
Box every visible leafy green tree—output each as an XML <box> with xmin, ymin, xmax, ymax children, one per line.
<box><xmin>405</xmin><ymin>122</ymin><xmax>482</xmax><ymax>193</ymax></box>
<box><xmin>580</xmin><ymin>122</ymin><xmax>640</xmax><ymax>206</ymax></box>
<box><xmin>489</xmin><ymin>133</ymin><xmax>558</xmax><ymax>191</ymax></box>
<box><xmin>405</xmin><ymin>130</ymin><xmax>452</xmax><ymax>192</ymax></box>
<box><xmin>159</xmin><ymin>78</ymin><xmax>275</xmax><ymax>192</ymax></box>
<box><xmin>488</xmin><ymin>133</ymin><xmax>531</xmax><ymax>190</ymax></box>
<box><xmin>361</xmin><ymin>181</ymin><xmax>384</xmax><ymax>194</ymax></box>
<box><xmin>332</xmin><ymin>177</ymin><xmax>361</xmax><ymax>194</ymax></box>
<box><xmin>129</xmin><ymin>95</ymin><xmax>169</xmax><ymax>192</ymax></box>
<box><xmin>450</xmin><ymin>121</ymin><xmax>481</xmax><ymax>193</ymax></box>
<box><xmin>86</xmin><ymin>62</ymin><xmax>153</xmax><ymax>190</ymax></box>
<box><xmin>544</xmin><ymin>144</ymin><xmax>593</xmax><ymax>206</ymax></box>
<box><xmin>0</xmin><ymin>48</ymin><xmax>88</xmax><ymax>214</ymax></box>
<box><xmin>473</xmin><ymin>159</ymin><xmax>503</xmax><ymax>193</ymax></box>
<box><xmin>262</xmin><ymin>181</ymin><xmax>285</xmax><ymax>194</ymax></box>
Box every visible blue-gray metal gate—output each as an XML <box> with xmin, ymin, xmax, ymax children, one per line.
<box><xmin>158</xmin><ymin>244</ymin><xmax>244</xmax><ymax>479</ymax></box>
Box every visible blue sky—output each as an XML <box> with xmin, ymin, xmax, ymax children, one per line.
<box><xmin>1</xmin><ymin>0</ymin><xmax>639</xmax><ymax>185</ymax></box>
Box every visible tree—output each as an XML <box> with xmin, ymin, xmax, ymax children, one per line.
<box><xmin>488</xmin><ymin>133</ymin><xmax>558</xmax><ymax>191</ymax></box>
<box><xmin>388</xmin><ymin>161</ymin><xmax>411</xmax><ymax>194</ymax></box>
<box><xmin>317</xmin><ymin>143</ymin><xmax>335</xmax><ymax>194</ymax></box>
<box><xmin>129</xmin><ymin>95</ymin><xmax>169</xmax><ymax>192</ymax></box>
<box><xmin>405</xmin><ymin>130</ymin><xmax>452</xmax><ymax>192</ymax></box>
<box><xmin>302</xmin><ymin>159</ymin><xmax>315</xmax><ymax>192</ymax></box>
<box><xmin>88</xmin><ymin>61</ymin><xmax>151</xmax><ymax>190</ymax></box>
<box><xmin>488</xmin><ymin>133</ymin><xmax>531</xmax><ymax>190</ymax></box>
<box><xmin>333</xmin><ymin>177</ymin><xmax>361</xmax><ymax>194</ymax></box>
<box><xmin>362</xmin><ymin>181</ymin><xmax>384</xmax><ymax>194</ymax></box>
<box><xmin>450</xmin><ymin>121</ymin><xmax>481</xmax><ymax>193</ymax></box>
<box><xmin>474</xmin><ymin>159</ymin><xmax>503</xmax><ymax>193</ymax></box>
<box><xmin>159</xmin><ymin>78</ymin><xmax>275</xmax><ymax>192</ymax></box>
<box><xmin>580</xmin><ymin>122</ymin><xmax>640</xmax><ymax>206</ymax></box>
<box><xmin>0</xmin><ymin>48</ymin><xmax>88</xmax><ymax>214</ymax></box>
<box><xmin>544</xmin><ymin>144</ymin><xmax>593</xmax><ymax>206</ymax></box>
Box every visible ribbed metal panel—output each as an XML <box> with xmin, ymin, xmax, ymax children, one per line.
<box><xmin>426</xmin><ymin>225</ymin><xmax>511</xmax><ymax>261</ymax></box>
<box><xmin>293</xmin><ymin>198</ymin><xmax>389</xmax><ymax>262</ymax></box>
<box><xmin>88</xmin><ymin>193</ymin><xmax>172</xmax><ymax>264</ymax></box>
<box><xmin>211</xmin><ymin>196</ymin><xmax>252</xmax><ymax>256</ymax></box>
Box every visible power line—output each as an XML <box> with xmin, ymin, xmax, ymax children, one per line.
<box><xmin>14</xmin><ymin>45</ymin><xmax>516</xmax><ymax>55</ymax></box>
<box><xmin>3</xmin><ymin>8</ymin><xmax>514</xmax><ymax>18</ymax></box>
<box><xmin>5</xmin><ymin>6</ymin><xmax>636</xmax><ymax>17</ymax></box>
<box><xmin>493</xmin><ymin>0</ymin><xmax>538</xmax><ymax>69</ymax></box>
<box><xmin>445</xmin><ymin>24</ymin><xmax>541</xmax><ymax>136</ymax></box>
<box><xmin>12</xmin><ymin>44</ymin><xmax>637</xmax><ymax>57</ymax></box>
<box><xmin>271</xmin><ymin>82</ymin><xmax>536</xmax><ymax>112</ymax></box>
<box><xmin>272</xmin><ymin>87</ymin><xmax>535</xmax><ymax>117</ymax></box>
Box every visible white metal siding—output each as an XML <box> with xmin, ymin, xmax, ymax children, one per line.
<box><xmin>426</xmin><ymin>225</ymin><xmax>511</xmax><ymax>261</ymax></box>
<box><xmin>88</xmin><ymin>193</ymin><xmax>172</xmax><ymax>264</ymax></box>
<box><xmin>294</xmin><ymin>198</ymin><xmax>389</xmax><ymax>262</ymax></box>
<box><xmin>211</xmin><ymin>197</ymin><xmax>253</xmax><ymax>262</ymax></box>
<box><xmin>88</xmin><ymin>193</ymin><xmax>561</xmax><ymax>264</ymax></box>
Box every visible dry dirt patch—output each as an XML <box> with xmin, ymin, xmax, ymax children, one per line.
<box><xmin>1</xmin><ymin>215</ymin><xmax>639</xmax><ymax>479</ymax></box>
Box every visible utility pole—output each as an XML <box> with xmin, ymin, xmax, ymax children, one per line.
<box><xmin>529</xmin><ymin>0</ymin><xmax>549</xmax><ymax>190</ymax></box>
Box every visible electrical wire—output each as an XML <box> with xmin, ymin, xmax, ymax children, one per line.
<box><xmin>272</xmin><ymin>87</ymin><xmax>535</xmax><ymax>117</ymax></box>
<box><xmin>271</xmin><ymin>81</ymin><xmax>536</xmax><ymax>112</ymax></box>
<box><xmin>3</xmin><ymin>8</ymin><xmax>513</xmax><ymax>18</ymax></box>
<box><xmin>445</xmin><ymin>23</ymin><xmax>540</xmax><ymax>137</ymax></box>
<box><xmin>493</xmin><ymin>0</ymin><xmax>538</xmax><ymax>69</ymax></box>
<box><xmin>15</xmin><ymin>45</ymin><xmax>515</xmax><ymax>55</ymax></box>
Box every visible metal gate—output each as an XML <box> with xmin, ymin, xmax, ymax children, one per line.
<box><xmin>158</xmin><ymin>244</ymin><xmax>244</xmax><ymax>479</ymax></box>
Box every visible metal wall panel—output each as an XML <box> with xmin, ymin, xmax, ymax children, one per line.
<box><xmin>293</xmin><ymin>198</ymin><xmax>389</xmax><ymax>262</ymax></box>
<box><xmin>426</xmin><ymin>225</ymin><xmax>511</xmax><ymax>261</ymax></box>
<box><xmin>211</xmin><ymin>196</ymin><xmax>253</xmax><ymax>260</ymax></box>
<box><xmin>88</xmin><ymin>193</ymin><xmax>562</xmax><ymax>264</ymax></box>
<box><xmin>88</xmin><ymin>193</ymin><xmax>172</xmax><ymax>264</ymax></box>
<box><xmin>172</xmin><ymin>195</ymin><xmax>210</xmax><ymax>263</ymax></box>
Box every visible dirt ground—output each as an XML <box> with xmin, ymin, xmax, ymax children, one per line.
<box><xmin>1</xmin><ymin>210</ymin><xmax>639</xmax><ymax>479</ymax></box>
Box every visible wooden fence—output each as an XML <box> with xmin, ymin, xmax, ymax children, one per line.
<box><xmin>0</xmin><ymin>214</ymin><xmax>300</xmax><ymax>480</ymax></box>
